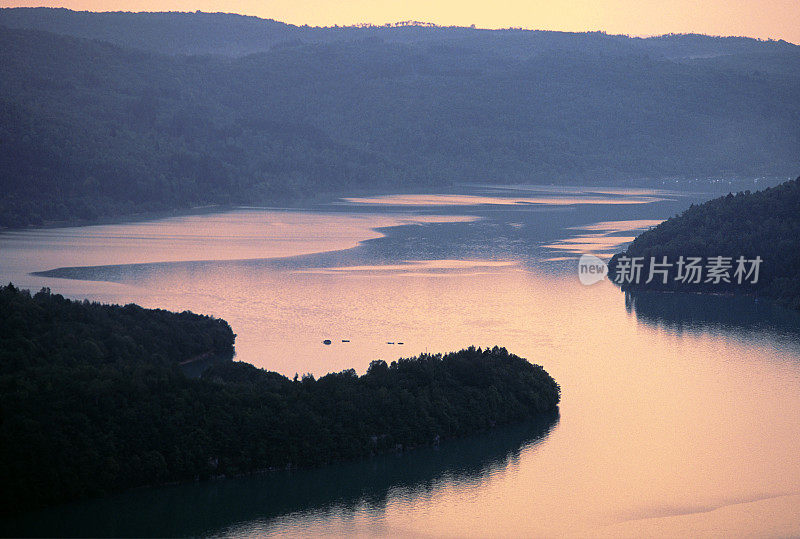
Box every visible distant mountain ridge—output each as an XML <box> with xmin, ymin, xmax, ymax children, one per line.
<box><xmin>1</xmin><ymin>7</ymin><xmax>797</xmax><ymax>57</ymax></box>
<box><xmin>0</xmin><ymin>10</ymin><xmax>798</xmax><ymax>227</ymax></box>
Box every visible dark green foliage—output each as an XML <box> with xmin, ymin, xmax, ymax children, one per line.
<box><xmin>609</xmin><ymin>177</ymin><xmax>800</xmax><ymax>309</ymax></box>
<box><xmin>0</xmin><ymin>284</ymin><xmax>559</xmax><ymax>514</ymax></box>
<box><xmin>1</xmin><ymin>11</ymin><xmax>799</xmax><ymax>227</ymax></box>
<box><xmin>0</xmin><ymin>284</ymin><xmax>235</xmax><ymax>513</ymax></box>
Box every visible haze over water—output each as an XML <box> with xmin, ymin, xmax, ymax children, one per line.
<box><xmin>2</xmin><ymin>183</ymin><xmax>800</xmax><ymax>537</ymax></box>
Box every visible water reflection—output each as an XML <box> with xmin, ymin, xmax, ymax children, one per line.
<box><xmin>625</xmin><ymin>290</ymin><xmax>800</xmax><ymax>339</ymax></box>
<box><xmin>5</xmin><ymin>185</ymin><xmax>800</xmax><ymax>536</ymax></box>
<box><xmin>342</xmin><ymin>193</ymin><xmax>670</xmax><ymax>206</ymax></box>
<box><xmin>542</xmin><ymin>219</ymin><xmax>662</xmax><ymax>259</ymax></box>
<box><xmin>0</xmin><ymin>413</ymin><xmax>558</xmax><ymax>538</ymax></box>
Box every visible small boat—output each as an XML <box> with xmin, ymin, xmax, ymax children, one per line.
<box><xmin>342</xmin><ymin>339</ymin><xmax>350</xmax><ymax>342</ymax></box>
<box><xmin>323</xmin><ymin>339</ymin><xmax>332</xmax><ymax>345</ymax></box>
<box><xmin>387</xmin><ymin>342</ymin><xmax>394</xmax><ymax>345</ymax></box>
<box><xmin>397</xmin><ymin>342</ymin><xmax>404</xmax><ymax>345</ymax></box>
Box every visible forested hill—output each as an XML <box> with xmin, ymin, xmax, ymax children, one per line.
<box><xmin>1</xmin><ymin>13</ymin><xmax>799</xmax><ymax>227</ymax></box>
<box><xmin>1</xmin><ymin>7</ymin><xmax>798</xmax><ymax>58</ymax></box>
<box><xmin>0</xmin><ymin>284</ymin><xmax>560</xmax><ymax>513</ymax></box>
<box><xmin>609</xmin><ymin>177</ymin><xmax>800</xmax><ymax>309</ymax></box>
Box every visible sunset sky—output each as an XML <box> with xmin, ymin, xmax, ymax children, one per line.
<box><xmin>2</xmin><ymin>0</ymin><xmax>799</xmax><ymax>43</ymax></box>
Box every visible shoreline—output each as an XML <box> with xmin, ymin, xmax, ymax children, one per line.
<box><xmin>4</xmin><ymin>176</ymin><xmax>788</xmax><ymax>234</ymax></box>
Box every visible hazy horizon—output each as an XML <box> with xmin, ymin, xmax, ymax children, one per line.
<box><xmin>2</xmin><ymin>1</ymin><xmax>799</xmax><ymax>45</ymax></box>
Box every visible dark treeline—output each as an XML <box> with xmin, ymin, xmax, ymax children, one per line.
<box><xmin>0</xmin><ymin>284</ymin><xmax>560</xmax><ymax>514</ymax></box>
<box><xmin>609</xmin><ymin>177</ymin><xmax>800</xmax><ymax>309</ymax></box>
<box><xmin>1</xmin><ymin>9</ymin><xmax>799</xmax><ymax>227</ymax></box>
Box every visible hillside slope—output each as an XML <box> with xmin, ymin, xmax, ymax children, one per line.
<box><xmin>2</xmin><ymin>8</ymin><xmax>798</xmax><ymax>58</ymax></box>
<box><xmin>609</xmin><ymin>177</ymin><xmax>800</xmax><ymax>309</ymax></box>
<box><xmin>1</xmin><ymin>14</ymin><xmax>799</xmax><ymax>226</ymax></box>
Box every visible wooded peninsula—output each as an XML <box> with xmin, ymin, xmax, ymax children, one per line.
<box><xmin>0</xmin><ymin>284</ymin><xmax>560</xmax><ymax>514</ymax></box>
<box><xmin>609</xmin><ymin>176</ymin><xmax>800</xmax><ymax>309</ymax></box>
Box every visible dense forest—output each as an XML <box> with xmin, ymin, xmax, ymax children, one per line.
<box><xmin>1</xmin><ymin>9</ymin><xmax>799</xmax><ymax>227</ymax></box>
<box><xmin>0</xmin><ymin>284</ymin><xmax>560</xmax><ymax>514</ymax></box>
<box><xmin>609</xmin><ymin>177</ymin><xmax>800</xmax><ymax>309</ymax></box>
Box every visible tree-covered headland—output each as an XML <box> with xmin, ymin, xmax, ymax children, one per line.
<box><xmin>0</xmin><ymin>284</ymin><xmax>560</xmax><ymax>514</ymax></box>
<box><xmin>609</xmin><ymin>177</ymin><xmax>800</xmax><ymax>309</ymax></box>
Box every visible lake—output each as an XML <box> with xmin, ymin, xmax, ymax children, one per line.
<box><xmin>2</xmin><ymin>182</ymin><xmax>800</xmax><ymax>537</ymax></box>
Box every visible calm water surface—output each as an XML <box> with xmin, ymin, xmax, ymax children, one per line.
<box><xmin>2</xmin><ymin>183</ymin><xmax>800</xmax><ymax>537</ymax></box>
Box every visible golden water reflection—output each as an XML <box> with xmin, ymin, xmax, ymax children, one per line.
<box><xmin>0</xmin><ymin>210</ymin><xmax>479</xmax><ymax>272</ymax></box>
<box><xmin>543</xmin><ymin>218</ymin><xmax>663</xmax><ymax>258</ymax></box>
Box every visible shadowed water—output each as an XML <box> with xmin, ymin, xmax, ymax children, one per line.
<box><xmin>0</xmin><ymin>414</ymin><xmax>559</xmax><ymax>537</ymax></box>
